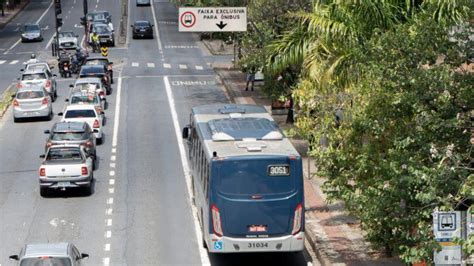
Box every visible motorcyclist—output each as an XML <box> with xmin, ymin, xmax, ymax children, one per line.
<box><xmin>91</xmin><ymin>31</ymin><xmax>100</xmax><ymax>53</ymax></box>
<box><xmin>71</xmin><ymin>55</ymin><xmax>79</xmax><ymax>74</ymax></box>
<box><xmin>75</xmin><ymin>48</ymin><xmax>86</xmax><ymax>65</ymax></box>
<box><xmin>24</xmin><ymin>53</ymin><xmax>38</xmax><ymax>65</ymax></box>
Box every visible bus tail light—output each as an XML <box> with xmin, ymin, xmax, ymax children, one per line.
<box><xmin>39</xmin><ymin>168</ymin><xmax>46</xmax><ymax>177</ymax></box>
<box><xmin>211</xmin><ymin>204</ymin><xmax>223</xmax><ymax>237</ymax></box>
<box><xmin>81</xmin><ymin>166</ymin><xmax>88</xmax><ymax>176</ymax></box>
<box><xmin>291</xmin><ymin>203</ymin><xmax>303</xmax><ymax>235</ymax></box>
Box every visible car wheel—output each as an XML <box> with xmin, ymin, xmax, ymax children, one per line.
<box><xmin>111</xmin><ymin>41</ymin><xmax>115</xmax><ymax>47</ymax></box>
<box><xmin>40</xmin><ymin>187</ymin><xmax>48</xmax><ymax>197</ymax></box>
<box><xmin>13</xmin><ymin>116</ymin><xmax>19</xmax><ymax>123</ymax></box>
<box><xmin>83</xmin><ymin>178</ymin><xmax>93</xmax><ymax>196</ymax></box>
<box><xmin>47</xmin><ymin>110</ymin><xmax>53</xmax><ymax>121</ymax></box>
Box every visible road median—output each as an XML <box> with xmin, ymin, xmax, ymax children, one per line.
<box><xmin>0</xmin><ymin>84</ymin><xmax>16</xmax><ymax>119</ymax></box>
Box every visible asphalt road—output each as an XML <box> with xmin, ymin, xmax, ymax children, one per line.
<box><xmin>0</xmin><ymin>1</ymin><xmax>313</xmax><ymax>265</ymax></box>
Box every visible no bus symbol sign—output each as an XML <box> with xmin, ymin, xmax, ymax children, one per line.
<box><xmin>180</xmin><ymin>11</ymin><xmax>196</xmax><ymax>28</ymax></box>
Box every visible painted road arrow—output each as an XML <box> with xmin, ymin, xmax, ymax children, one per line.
<box><xmin>216</xmin><ymin>21</ymin><xmax>227</xmax><ymax>30</ymax></box>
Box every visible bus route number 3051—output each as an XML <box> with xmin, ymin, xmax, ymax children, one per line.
<box><xmin>268</xmin><ymin>165</ymin><xmax>290</xmax><ymax>176</ymax></box>
<box><xmin>248</xmin><ymin>242</ymin><xmax>269</xmax><ymax>248</ymax></box>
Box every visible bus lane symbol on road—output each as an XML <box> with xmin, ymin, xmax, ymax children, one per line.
<box><xmin>180</xmin><ymin>11</ymin><xmax>196</xmax><ymax>28</ymax></box>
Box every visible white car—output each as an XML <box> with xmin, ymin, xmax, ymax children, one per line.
<box><xmin>18</xmin><ymin>68</ymin><xmax>57</xmax><ymax>101</ymax></box>
<box><xmin>73</xmin><ymin>77</ymin><xmax>107</xmax><ymax>100</ymax></box>
<box><xmin>24</xmin><ymin>61</ymin><xmax>53</xmax><ymax>73</ymax></box>
<box><xmin>66</xmin><ymin>89</ymin><xmax>105</xmax><ymax>121</ymax></box>
<box><xmin>58</xmin><ymin>31</ymin><xmax>79</xmax><ymax>50</ymax></box>
<box><xmin>58</xmin><ymin>104</ymin><xmax>104</xmax><ymax>145</ymax></box>
<box><xmin>39</xmin><ymin>145</ymin><xmax>94</xmax><ymax>196</ymax></box>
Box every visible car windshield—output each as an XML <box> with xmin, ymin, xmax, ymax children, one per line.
<box><xmin>17</xmin><ymin>91</ymin><xmax>44</xmax><ymax>99</ymax></box>
<box><xmin>92</xmin><ymin>13</ymin><xmax>106</xmax><ymax>21</ymax></box>
<box><xmin>64</xmin><ymin>109</ymin><xmax>96</xmax><ymax>118</ymax></box>
<box><xmin>24</xmin><ymin>25</ymin><xmax>40</xmax><ymax>32</ymax></box>
<box><xmin>94</xmin><ymin>25</ymin><xmax>109</xmax><ymax>34</ymax></box>
<box><xmin>47</xmin><ymin>148</ymin><xmax>83</xmax><ymax>160</ymax></box>
<box><xmin>22</xmin><ymin>73</ymin><xmax>46</xmax><ymax>80</ymax></box>
<box><xmin>59</xmin><ymin>32</ymin><xmax>75</xmax><ymax>38</ymax></box>
<box><xmin>20</xmin><ymin>257</ymin><xmax>72</xmax><ymax>266</ymax></box>
<box><xmin>52</xmin><ymin>131</ymin><xmax>89</xmax><ymax>141</ymax></box>
<box><xmin>70</xmin><ymin>95</ymin><xmax>99</xmax><ymax>104</ymax></box>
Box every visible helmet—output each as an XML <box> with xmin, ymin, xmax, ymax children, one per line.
<box><xmin>76</xmin><ymin>47</ymin><xmax>81</xmax><ymax>52</ymax></box>
<box><xmin>30</xmin><ymin>53</ymin><xmax>36</xmax><ymax>59</ymax></box>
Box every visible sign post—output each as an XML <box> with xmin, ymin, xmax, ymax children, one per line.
<box><xmin>178</xmin><ymin>7</ymin><xmax>247</xmax><ymax>32</ymax></box>
<box><xmin>433</xmin><ymin>210</ymin><xmax>463</xmax><ymax>265</ymax></box>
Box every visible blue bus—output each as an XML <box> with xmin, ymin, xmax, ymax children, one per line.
<box><xmin>182</xmin><ymin>104</ymin><xmax>305</xmax><ymax>253</ymax></box>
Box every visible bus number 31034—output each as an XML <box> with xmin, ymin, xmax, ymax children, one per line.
<box><xmin>248</xmin><ymin>243</ymin><xmax>269</xmax><ymax>248</ymax></box>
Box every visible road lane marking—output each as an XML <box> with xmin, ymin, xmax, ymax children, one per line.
<box><xmin>111</xmin><ymin>76</ymin><xmax>122</xmax><ymax>147</ymax></box>
<box><xmin>131</xmin><ymin>62</ymin><xmax>139</xmax><ymax>67</ymax></box>
<box><xmin>109</xmin><ymin>170</ymin><xmax>115</xmax><ymax>176</ymax></box>
<box><xmin>110</xmin><ymin>163</ymin><xmax>116</xmax><ymax>168</ymax></box>
<box><xmin>109</xmin><ymin>179</ymin><xmax>115</xmax><ymax>185</ymax></box>
<box><xmin>0</xmin><ymin>60</ymin><xmax>5</xmax><ymax>64</ymax></box>
<box><xmin>106</xmin><ymin>208</ymin><xmax>113</xmax><ymax>215</ymax></box>
<box><xmin>147</xmin><ymin>63</ymin><xmax>155</xmax><ymax>68</ymax></box>
<box><xmin>107</xmin><ymin>198</ymin><xmax>114</xmax><ymax>204</ymax></box>
<box><xmin>163</xmin><ymin>76</ymin><xmax>211</xmax><ymax>265</ymax></box>
<box><xmin>111</xmin><ymin>148</ymin><xmax>116</xmax><ymax>153</ymax></box>
<box><xmin>103</xmin><ymin>257</ymin><xmax>110</xmax><ymax>265</ymax></box>
<box><xmin>179</xmin><ymin>64</ymin><xmax>187</xmax><ymax>69</ymax></box>
<box><xmin>195</xmin><ymin>65</ymin><xmax>203</xmax><ymax>70</ymax></box>
<box><xmin>150</xmin><ymin>0</ymin><xmax>163</xmax><ymax>51</ymax></box>
<box><xmin>4</xmin><ymin>1</ymin><xmax>54</xmax><ymax>54</ymax></box>
<box><xmin>163</xmin><ymin>63</ymin><xmax>171</xmax><ymax>68</ymax></box>
<box><xmin>108</xmin><ymin>188</ymin><xmax>115</xmax><ymax>194</ymax></box>
<box><xmin>105</xmin><ymin>231</ymin><xmax>111</xmax><ymax>238</ymax></box>
<box><xmin>104</xmin><ymin>243</ymin><xmax>110</xmax><ymax>251</ymax></box>
<box><xmin>9</xmin><ymin>60</ymin><xmax>19</xmax><ymax>65</ymax></box>
<box><xmin>106</xmin><ymin>219</ymin><xmax>112</xmax><ymax>226</ymax></box>
<box><xmin>111</xmin><ymin>155</ymin><xmax>116</xmax><ymax>161</ymax></box>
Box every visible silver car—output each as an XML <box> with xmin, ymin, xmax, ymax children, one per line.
<box><xmin>9</xmin><ymin>242</ymin><xmax>89</xmax><ymax>265</ymax></box>
<box><xmin>12</xmin><ymin>85</ymin><xmax>53</xmax><ymax>122</ymax></box>
<box><xmin>73</xmin><ymin>77</ymin><xmax>107</xmax><ymax>100</ymax></box>
<box><xmin>18</xmin><ymin>68</ymin><xmax>57</xmax><ymax>101</ymax></box>
<box><xmin>66</xmin><ymin>90</ymin><xmax>105</xmax><ymax>120</ymax></box>
<box><xmin>58</xmin><ymin>31</ymin><xmax>79</xmax><ymax>50</ymax></box>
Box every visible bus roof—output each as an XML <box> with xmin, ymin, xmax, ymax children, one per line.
<box><xmin>192</xmin><ymin>104</ymin><xmax>300</xmax><ymax>158</ymax></box>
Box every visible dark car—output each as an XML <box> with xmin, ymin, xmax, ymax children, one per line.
<box><xmin>79</xmin><ymin>65</ymin><xmax>112</xmax><ymax>94</ymax></box>
<box><xmin>136</xmin><ymin>0</ymin><xmax>151</xmax><ymax>6</ymax></box>
<box><xmin>131</xmin><ymin>20</ymin><xmax>154</xmax><ymax>39</ymax></box>
<box><xmin>44</xmin><ymin>121</ymin><xmax>97</xmax><ymax>160</ymax></box>
<box><xmin>20</xmin><ymin>24</ymin><xmax>43</xmax><ymax>42</ymax></box>
<box><xmin>85</xmin><ymin>56</ymin><xmax>114</xmax><ymax>84</ymax></box>
<box><xmin>92</xmin><ymin>22</ymin><xmax>115</xmax><ymax>46</ymax></box>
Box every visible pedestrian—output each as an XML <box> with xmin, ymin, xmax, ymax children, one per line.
<box><xmin>245</xmin><ymin>67</ymin><xmax>255</xmax><ymax>91</ymax></box>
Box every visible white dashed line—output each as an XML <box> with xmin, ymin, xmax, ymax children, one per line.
<box><xmin>107</xmin><ymin>198</ymin><xmax>114</xmax><ymax>205</ymax></box>
<box><xmin>110</xmin><ymin>163</ymin><xmax>116</xmax><ymax>168</ymax></box>
<box><xmin>103</xmin><ymin>257</ymin><xmax>110</xmax><ymax>265</ymax></box>
<box><xmin>147</xmin><ymin>63</ymin><xmax>155</xmax><ymax>68</ymax></box>
<box><xmin>131</xmin><ymin>62</ymin><xmax>139</xmax><ymax>67</ymax></box>
<box><xmin>109</xmin><ymin>170</ymin><xmax>115</xmax><ymax>176</ymax></box>
<box><xmin>106</xmin><ymin>208</ymin><xmax>113</xmax><ymax>215</ymax></box>
<box><xmin>110</xmin><ymin>155</ymin><xmax>116</xmax><ymax>161</ymax></box>
<box><xmin>105</xmin><ymin>231</ymin><xmax>112</xmax><ymax>238</ymax></box>
<box><xmin>0</xmin><ymin>60</ymin><xmax>5</xmax><ymax>64</ymax></box>
<box><xmin>109</xmin><ymin>179</ymin><xmax>115</xmax><ymax>185</ymax></box>
<box><xmin>106</xmin><ymin>219</ymin><xmax>112</xmax><ymax>226</ymax></box>
<box><xmin>179</xmin><ymin>64</ymin><xmax>187</xmax><ymax>69</ymax></box>
<box><xmin>111</xmin><ymin>148</ymin><xmax>116</xmax><ymax>153</ymax></box>
<box><xmin>195</xmin><ymin>65</ymin><xmax>203</xmax><ymax>70</ymax></box>
<box><xmin>9</xmin><ymin>60</ymin><xmax>19</xmax><ymax>65</ymax></box>
<box><xmin>163</xmin><ymin>63</ymin><xmax>171</xmax><ymax>69</ymax></box>
<box><xmin>104</xmin><ymin>243</ymin><xmax>110</xmax><ymax>251</ymax></box>
<box><xmin>111</xmin><ymin>75</ymin><xmax>122</xmax><ymax>147</ymax></box>
<box><xmin>108</xmin><ymin>188</ymin><xmax>115</xmax><ymax>194</ymax></box>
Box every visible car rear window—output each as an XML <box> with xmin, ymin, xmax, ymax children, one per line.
<box><xmin>65</xmin><ymin>110</ymin><xmax>96</xmax><ymax>118</ymax></box>
<box><xmin>47</xmin><ymin>148</ymin><xmax>82</xmax><ymax>160</ymax></box>
<box><xmin>52</xmin><ymin>131</ymin><xmax>89</xmax><ymax>141</ymax></box>
<box><xmin>22</xmin><ymin>73</ymin><xmax>46</xmax><ymax>80</ymax></box>
<box><xmin>17</xmin><ymin>91</ymin><xmax>44</xmax><ymax>99</ymax></box>
<box><xmin>24</xmin><ymin>25</ymin><xmax>40</xmax><ymax>31</ymax></box>
<box><xmin>20</xmin><ymin>257</ymin><xmax>72</xmax><ymax>266</ymax></box>
<box><xmin>85</xmin><ymin>60</ymin><xmax>107</xmax><ymax>66</ymax></box>
<box><xmin>71</xmin><ymin>95</ymin><xmax>99</xmax><ymax>104</ymax></box>
<box><xmin>59</xmin><ymin>32</ymin><xmax>75</xmax><ymax>38</ymax></box>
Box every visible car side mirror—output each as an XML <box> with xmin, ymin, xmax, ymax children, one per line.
<box><xmin>109</xmin><ymin>62</ymin><xmax>113</xmax><ymax>65</ymax></box>
<box><xmin>69</xmin><ymin>84</ymin><xmax>74</xmax><ymax>88</ymax></box>
<box><xmin>93</xmin><ymin>129</ymin><xmax>99</xmax><ymax>133</ymax></box>
<box><xmin>53</xmin><ymin>74</ymin><xmax>57</xmax><ymax>77</ymax></box>
<box><xmin>39</xmin><ymin>154</ymin><xmax>45</xmax><ymax>158</ymax></box>
<box><xmin>9</xmin><ymin>255</ymin><xmax>19</xmax><ymax>261</ymax></box>
<box><xmin>76</xmin><ymin>35</ymin><xmax>79</xmax><ymax>38</ymax></box>
<box><xmin>57</xmin><ymin>112</ymin><xmax>63</xmax><ymax>116</ymax></box>
<box><xmin>44</xmin><ymin>129</ymin><xmax>50</xmax><ymax>134</ymax></box>
<box><xmin>152</xmin><ymin>25</ymin><xmax>154</xmax><ymax>27</ymax></box>
<box><xmin>20</xmin><ymin>69</ymin><xmax>24</xmax><ymax>72</ymax></box>
<box><xmin>81</xmin><ymin>253</ymin><xmax>89</xmax><ymax>260</ymax></box>
<box><xmin>101</xmin><ymin>98</ymin><xmax>106</xmax><ymax>101</ymax></box>
<box><xmin>182</xmin><ymin>125</ymin><xmax>190</xmax><ymax>139</ymax></box>
<box><xmin>11</xmin><ymin>94</ymin><xmax>16</xmax><ymax>99</ymax></box>
<box><xmin>130</xmin><ymin>25</ymin><xmax>133</xmax><ymax>28</ymax></box>
<box><xmin>65</xmin><ymin>99</ymin><xmax>69</xmax><ymax>102</ymax></box>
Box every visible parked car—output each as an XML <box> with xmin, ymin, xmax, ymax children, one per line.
<box><xmin>91</xmin><ymin>22</ymin><xmax>115</xmax><ymax>46</ymax></box>
<box><xmin>73</xmin><ymin>77</ymin><xmax>108</xmax><ymax>99</ymax></box>
<box><xmin>58</xmin><ymin>31</ymin><xmax>79</xmax><ymax>50</ymax></box>
<box><xmin>84</xmin><ymin>56</ymin><xmax>114</xmax><ymax>84</ymax></box>
<box><xmin>12</xmin><ymin>85</ymin><xmax>53</xmax><ymax>122</ymax></box>
<box><xmin>79</xmin><ymin>65</ymin><xmax>111</xmax><ymax>94</ymax></box>
<box><xmin>39</xmin><ymin>144</ymin><xmax>94</xmax><ymax>196</ymax></box>
<box><xmin>18</xmin><ymin>68</ymin><xmax>57</xmax><ymax>101</ymax></box>
<box><xmin>44</xmin><ymin>121</ymin><xmax>97</xmax><ymax>160</ymax></box>
<box><xmin>20</xmin><ymin>23</ymin><xmax>43</xmax><ymax>42</ymax></box>
<box><xmin>66</xmin><ymin>90</ymin><xmax>105</xmax><ymax>121</ymax></box>
<box><xmin>9</xmin><ymin>243</ymin><xmax>89</xmax><ymax>265</ymax></box>
<box><xmin>131</xmin><ymin>20</ymin><xmax>154</xmax><ymax>39</ymax></box>
<box><xmin>136</xmin><ymin>0</ymin><xmax>151</xmax><ymax>6</ymax></box>
<box><xmin>58</xmin><ymin>104</ymin><xmax>104</xmax><ymax>144</ymax></box>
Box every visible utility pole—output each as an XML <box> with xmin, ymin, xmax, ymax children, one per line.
<box><xmin>53</xmin><ymin>0</ymin><xmax>62</xmax><ymax>56</ymax></box>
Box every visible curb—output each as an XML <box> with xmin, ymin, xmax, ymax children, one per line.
<box><xmin>202</xmin><ymin>40</ymin><xmax>233</xmax><ymax>56</ymax></box>
<box><xmin>0</xmin><ymin>0</ymin><xmax>30</xmax><ymax>29</ymax></box>
<box><xmin>215</xmin><ymin>70</ymin><xmax>236</xmax><ymax>103</ymax></box>
<box><xmin>0</xmin><ymin>84</ymin><xmax>16</xmax><ymax>119</ymax></box>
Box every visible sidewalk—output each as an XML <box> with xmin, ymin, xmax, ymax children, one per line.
<box><xmin>205</xmin><ymin>39</ymin><xmax>402</xmax><ymax>266</ymax></box>
<box><xmin>0</xmin><ymin>0</ymin><xmax>30</xmax><ymax>29</ymax></box>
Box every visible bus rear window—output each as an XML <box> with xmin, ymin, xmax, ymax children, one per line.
<box><xmin>217</xmin><ymin>160</ymin><xmax>296</xmax><ymax>196</ymax></box>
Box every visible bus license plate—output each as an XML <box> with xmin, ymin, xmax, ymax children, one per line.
<box><xmin>248</xmin><ymin>242</ymin><xmax>268</xmax><ymax>249</ymax></box>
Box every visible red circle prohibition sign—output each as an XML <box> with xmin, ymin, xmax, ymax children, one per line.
<box><xmin>180</xmin><ymin>11</ymin><xmax>196</xmax><ymax>28</ymax></box>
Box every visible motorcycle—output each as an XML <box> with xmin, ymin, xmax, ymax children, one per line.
<box><xmin>58</xmin><ymin>53</ymin><xmax>72</xmax><ymax>78</ymax></box>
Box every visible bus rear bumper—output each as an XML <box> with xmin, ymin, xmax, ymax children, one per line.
<box><xmin>208</xmin><ymin>232</ymin><xmax>305</xmax><ymax>253</ymax></box>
